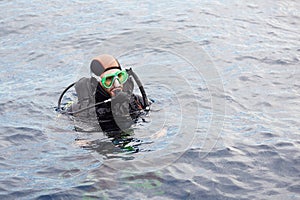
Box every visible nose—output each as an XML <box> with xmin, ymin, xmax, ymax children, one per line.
<box><xmin>112</xmin><ymin>77</ymin><xmax>121</xmax><ymax>87</ymax></box>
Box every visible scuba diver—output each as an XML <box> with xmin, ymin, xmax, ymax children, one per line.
<box><xmin>57</xmin><ymin>54</ymin><xmax>150</xmax><ymax>134</ymax></box>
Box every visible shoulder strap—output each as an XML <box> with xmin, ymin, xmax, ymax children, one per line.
<box><xmin>74</xmin><ymin>77</ymin><xmax>97</xmax><ymax>104</ymax></box>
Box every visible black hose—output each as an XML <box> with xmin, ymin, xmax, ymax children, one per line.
<box><xmin>57</xmin><ymin>82</ymin><xmax>75</xmax><ymax>110</ymax></box>
<box><xmin>126</xmin><ymin>68</ymin><xmax>150</xmax><ymax>110</ymax></box>
<box><xmin>61</xmin><ymin>99</ymin><xmax>111</xmax><ymax>115</ymax></box>
<box><xmin>61</xmin><ymin>98</ymin><xmax>143</xmax><ymax>116</ymax></box>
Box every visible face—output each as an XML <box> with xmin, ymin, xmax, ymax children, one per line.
<box><xmin>100</xmin><ymin>69</ymin><xmax>124</xmax><ymax>97</ymax></box>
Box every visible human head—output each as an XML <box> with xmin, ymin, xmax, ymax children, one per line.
<box><xmin>90</xmin><ymin>54</ymin><xmax>125</xmax><ymax>97</ymax></box>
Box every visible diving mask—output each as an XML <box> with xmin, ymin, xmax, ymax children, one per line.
<box><xmin>101</xmin><ymin>70</ymin><xmax>129</xmax><ymax>89</ymax></box>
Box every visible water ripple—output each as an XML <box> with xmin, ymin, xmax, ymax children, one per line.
<box><xmin>0</xmin><ymin>0</ymin><xmax>299</xmax><ymax>199</ymax></box>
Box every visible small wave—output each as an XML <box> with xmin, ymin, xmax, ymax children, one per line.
<box><xmin>1</xmin><ymin>126</ymin><xmax>44</xmax><ymax>146</ymax></box>
<box><xmin>236</xmin><ymin>55</ymin><xmax>299</xmax><ymax>66</ymax></box>
<box><xmin>35</xmin><ymin>192</ymin><xmax>81</xmax><ymax>200</ymax></box>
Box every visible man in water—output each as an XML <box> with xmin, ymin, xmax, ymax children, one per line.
<box><xmin>69</xmin><ymin>54</ymin><xmax>147</xmax><ymax>133</ymax></box>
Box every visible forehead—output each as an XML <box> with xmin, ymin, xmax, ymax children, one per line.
<box><xmin>101</xmin><ymin>69</ymin><xmax>120</xmax><ymax>77</ymax></box>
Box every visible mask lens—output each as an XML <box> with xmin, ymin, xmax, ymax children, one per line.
<box><xmin>104</xmin><ymin>75</ymin><xmax>114</xmax><ymax>88</ymax></box>
<box><xmin>117</xmin><ymin>71</ymin><xmax>128</xmax><ymax>84</ymax></box>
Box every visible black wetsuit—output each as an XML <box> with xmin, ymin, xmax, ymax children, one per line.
<box><xmin>71</xmin><ymin>76</ymin><xmax>145</xmax><ymax>133</ymax></box>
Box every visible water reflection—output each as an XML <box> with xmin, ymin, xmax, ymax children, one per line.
<box><xmin>75</xmin><ymin>127</ymin><xmax>155</xmax><ymax>161</ymax></box>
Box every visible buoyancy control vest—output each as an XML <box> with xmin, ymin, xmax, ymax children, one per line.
<box><xmin>57</xmin><ymin>68</ymin><xmax>150</xmax><ymax>132</ymax></box>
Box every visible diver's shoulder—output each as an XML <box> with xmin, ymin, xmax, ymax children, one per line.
<box><xmin>75</xmin><ymin>77</ymin><xmax>94</xmax><ymax>86</ymax></box>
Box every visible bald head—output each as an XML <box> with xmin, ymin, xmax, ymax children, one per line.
<box><xmin>90</xmin><ymin>54</ymin><xmax>121</xmax><ymax>76</ymax></box>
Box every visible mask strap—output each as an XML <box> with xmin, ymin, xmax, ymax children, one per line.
<box><xmin>104</xmin><ymin>66</ymin><xmax>121</xmax><ymax>72</ymax></box>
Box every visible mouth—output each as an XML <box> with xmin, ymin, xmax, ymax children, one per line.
<box><xmin>110</xmin><ymin>87</ymin><xmax>122</xmax><ymax>96</ymax></box>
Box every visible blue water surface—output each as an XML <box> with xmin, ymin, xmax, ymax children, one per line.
<box><xmin>0</xmin><ymin>0</ymin><xmax>299</xmax><ymax>199</ymax></box>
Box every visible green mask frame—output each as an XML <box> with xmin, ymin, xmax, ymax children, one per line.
<box><xmin>101</xmin><ymin>70</ymin><xmax>129</xmax><ymax>89</ymax></box>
